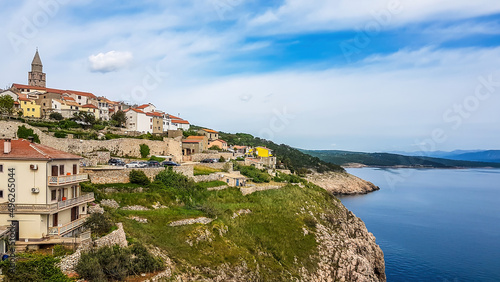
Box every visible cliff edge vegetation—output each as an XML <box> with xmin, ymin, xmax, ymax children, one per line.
<box><xmin>81</xmin><ymin>169</ymin><xmax>385</xmax><ymax>281</ymax></box>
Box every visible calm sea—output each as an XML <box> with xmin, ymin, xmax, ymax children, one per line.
<box><xmin>341</xmin><ymin>168</ymin><xmax>500</xmax><ymax>282</ymax></box>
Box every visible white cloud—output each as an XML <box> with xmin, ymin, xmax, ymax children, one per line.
<box><xmin>88</xmin><ymin>51</ymin><xmax>133</xmax><ymax>73</ymax></box>
<box><xmin>246</xmin><ymin>0</ymin><xmax>500</xmax><ymax>35</ymax></box>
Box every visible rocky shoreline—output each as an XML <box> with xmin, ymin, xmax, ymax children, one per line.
<box><xmin>306</xmin><ymin>171</ymin><xmax>380</xmax><ymax>195</ymax></box>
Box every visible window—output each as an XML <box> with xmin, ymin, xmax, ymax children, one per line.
<box><xmin>32</xmin><ymin>108</ymin><xmax>35</xmax><ymax>111</ymax></box>
<box><xmin>24</xmin><ymin>101</ymin><xmax>26</xmax><ymax>105</ymax></box>
<box><xmin>0</xmin><ymin>190</ymin><xmax>3</xmax><ymax>198</ymax></box>
<box><xmin>0</xmin><ymin>165</ymin><xmax>3</xmax><ymax>172</ymax></box>
<box><xmin>59</xmin><ymin>165</ymin><xmax>64</xmax><ymax>175</ymax></box>
<box><xmin>73</xmin><ymin>164</ymin><xmax>77</xmax><ymax>174</ymax></box>
<box><xmin>51</xmin><ymin>190</ymin><xmax>56</xmax><ymax>201</ymax></box>
<box><xmin>43</xmin><ymin>103</ymin><xmax>46</xmax><ymax>106</ymax></box>
<box><xmin>27</xmin><ymin>108</ymin><xmax>30</xmax><ymax>111</ymax></box>
<box><xmin>82</xmin><ymin>206</ymin><xmax>85</xmax><ymax>212</ymax></box>
<box><xmin>78</xmin><ymin>96</ymin><xmax>81</xmax><ymax>99</ymax></box>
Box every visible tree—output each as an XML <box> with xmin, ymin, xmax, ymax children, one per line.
<box><xmin>139</xmin><ymin>144</ymin><xmax>150</xmax><ymax>158</ymax></box>
<box><xmin>129</xmin><ymin>170</ymin><xmax>150</xmax><ymax>185</ymax></box>
<box><xmin>0</xmin><ymin>95</ymin><xmax>14</xmax><ymax>117</ymax></box>
<box><xmin>17</xmin><ymin>125</ymin><xmax>40</xmax><ymax>143</ymax></box>
<box><xmin>111</xmin><ymin>110</ymin><xmax>127</xmax><ymax>127</ymax></box>
<box><xmin>72</xmin><ymin>111</ymin><xmax>96</xmax><ymax>128</ymax></box>
<box><xmin>49</xmin><ymin>112</ymin><xmax>63</xmax><ymax>120</ymax></box>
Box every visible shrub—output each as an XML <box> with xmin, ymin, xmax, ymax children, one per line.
<box><xmin>75</xmin><ymin>244</ymin><xmax>164</xmax><ymax>281</ymax></box>
<box><xmin>0</xmin><ymin>254</ymin><xmax>70</xmax><ymax>282</ymax></box>
<box><xmin>58</xmin><ymin>119</ymin><xmax>80</xmax><ymax>129</ymax></box>
<box><xmin>53</xmin><ymin>245</ymin><xmax>74</xmax><ymax>257</ymax></box>
<box><xmin>139</xmin><ymin>144</ymin><xmax>150</xmax><ymax>158</ymax></box>
<box><xmin>129</xmin><ymin>170</ymin><xmax>150</xmax><ymax>185</ymax></box>
<box><xmin>219</xmin><ymin>156</ymin><xmax>226</xmax><ymax>162</ymax></box>
<box><xmin>149</xmin><ymin>155</ymin><xmax>166</xmax><ymax>162</ymax></box>
<box><xmin>238</xmin><ymin>165</ymin><xmax>271</xmax><ymax>183</ymax></box>
<box><xmin>83</xmin><ymin>212</ymin><xmax>113</xmax><ymax>237</ymax></box>
<box><xmin>54</xmin><ymin>131</ymin><xmax>67</xmax><ymax>138</ymax></box>
<box><xmin>17</xmin><ymin>125</ymin><xmax>40</xmax><ymax>143</ymax></box>
<box><xmin>92</xmin><ymin>124</ymin><xmax>105</xmax><ymax>131</ymax></box>
<box><xmin>129</xmin><ymin>244</ymin><xmax>164</xmax><ymax>274</ymax></box>
<box><xmin>76</xmin><ymin>245</ymin><xmax>130</xmax><ymax>281</ymax></box>
<box><xmin>49</xmin><ymin>112</ymin><xmax>63</xmax><ymax>120</ymax></box>
<box><xmin>155</xmin><ymin>169</ymin><xmax>207</xmax><ymax>206</ymax></box>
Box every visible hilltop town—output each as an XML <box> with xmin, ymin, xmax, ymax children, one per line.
<box><xmin>0</xmin><ymin>51</ymin><xmax>384</xmax><ymax>281</ymax></box>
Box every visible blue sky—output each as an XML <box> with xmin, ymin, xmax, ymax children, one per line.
<box><xmin>1</xmin><ymin>0</ymin><xmax>500</xmax><ymax>152</ymax></box>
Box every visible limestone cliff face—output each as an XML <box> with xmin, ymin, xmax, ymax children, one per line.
<box><xmin>307</xmin><ymin>172</ymin><xmax>379</xmax><ymax>195</ymax></box>
<box><xmin>303</xmin><ymin>202</ymin><xmax>386</xmax><ymax>282</ymax></box>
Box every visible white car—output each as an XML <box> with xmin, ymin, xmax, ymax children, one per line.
<box><xmin>125</xmin><ymin>161</ymin><xmax>141</xmax><ymax>168</ymax></box>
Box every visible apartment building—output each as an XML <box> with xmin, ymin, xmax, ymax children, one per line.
<box><xmin>0</xmin><ymin>139</ymin><xmax>93</xmax><ymax>243</ymax></box>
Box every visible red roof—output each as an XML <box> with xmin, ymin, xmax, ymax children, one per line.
<box><xmin>82</xmin><ymin>104</ymin><xmax>98</xmax><ymax>109</ymax></box>
<box><xmin>62</xmin><ymin>96</ymin><xmax>75</xmax><ymax>101</ymax></box>
<box><xmin>146</xmin><ymin>112</ymin><xmax>163</xmax><ymax>117</ymax></box>
<box><xmin>12</xmin><ymin>83</ymin><xmax>96</xmax><ymax>99</ymax></box>
<box><xmin>186</xmin><ymin>136</ymin><xmax>205</xmax><ymax>140</ymax></box>
<box><xmin>171</xmin><ymin>119</ymin><xmax>190</xmax><ymax>124</ymax></box>
<box><xmin>202</xmin><ymin>128</ymin><xmax>218</xmax><ymax>133</ymax></box>
<box><xmin>0</xmin><ymin>139</ymin><xmax>82</xmax><ymax>160</ymax></box>
<box><xmin>136</xmin><ymin>104</ymin><xmax>150</xmax><ymax>109</ymax></box>
<box><xmin>125</xmin><ymin>108</ymin><xmax>146</xmax><ymax>114</ymax></box>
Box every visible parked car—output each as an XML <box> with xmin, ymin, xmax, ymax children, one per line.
<box><xmin>139</xmin><ymin>161</ymin><xmax>149</xmax><ymax>168</ymax></box>
<box><xmin>161</xmin><ymin>161</ymin><xmax>180</xmax><ymax>166</ymax></box>
<box><xmin>200</xmin><ymin>158</ymin><xmax>218</xmax><ymax>163</ymax></box>
<box><xmin>125</xmin><ymin>161</ymin><xmax>141</xmax><ymax>168</ymax></box>
<box><xmin>108</xmin><ymin>158</ymin><xmax>125</xmax><ymax>166</ymax></box>
<box><xmin>147</xmin><ymin>161</ymin><xmax>160</xmax><ymax>167</ymax></box>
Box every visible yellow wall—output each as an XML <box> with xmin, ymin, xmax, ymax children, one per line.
<box><xmin>20</xmin><ymin>100</ymin><xmax>41</xmax><ymax>118</ymax></box>
<box><xmin>81</xmin><ymin>107</ymin><xmax>100</xmax><ymax>119</ymax></box>
<box><xmin>255</xmin><ymin>147</ymin><xmax>272</xmax><ymax>157</ymax></box>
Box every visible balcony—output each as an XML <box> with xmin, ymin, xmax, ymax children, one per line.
<box><xmin>48</xmin><ymin>214</ymin><xmax>89</xmax><ymax>236</ymax></box>
<box><xmin>0</xmin><ymin>192</ymin><xmax>94</xmax><ymax>214</ymax></box>
<box><xmin>48</xmin><ymin>173</ymin><xmax>89</xmax><ymax>186</ymax></box>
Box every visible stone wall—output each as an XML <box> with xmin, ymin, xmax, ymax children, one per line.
<box><xmin>185</xmin><ymin>162</ymin><xmax>233</xmax><ymax>172</ymax></box>
<box><xmin>0</xmin><ymin>121</ymin><xmax>182</xmax><ymax>161</ymax></box>
<box><xmin>189</xmin><ymin>152</ymin><xmax>242</xmax><ymax>162</ymax></box>
<box><xmin>59</xmin><ymin>223</ymin><xmax>128</xmax><ymax>273</ymax></box>
<box><xmin>84</xmin><ymin>166</ymin><xmax>194</xmax><ymax>184</ymax></box>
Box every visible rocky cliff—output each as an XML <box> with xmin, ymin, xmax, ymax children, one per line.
<box><xmin>102</xmin><ymin>181</ymin><xmax>385</xmax><ymax>281</ymax></box>
<box><xmin>307</xmin><ymin>172</ymin><xmax>380</xmax><ymax>195</ymax></box>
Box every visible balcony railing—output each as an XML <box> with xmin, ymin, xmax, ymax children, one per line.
<box><xmin>0</xmin><ymin>192</ymin><xmax>94</xmax><ymax>214</ymax></box>
<box><xmin>48</xmin><ymin>214</ymin><xmax>89</xmax><ymax>236</ymax></box>
<box><xmin>48</xmin><ymin>174</ymin><xmax>89</xmax><ymax>186</ymax></box>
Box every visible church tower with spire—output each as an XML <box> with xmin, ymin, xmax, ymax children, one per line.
<box><xmin>28</xmin><ymin>49</ymin><xmax>46</xmax><ymax>87</ymax></box>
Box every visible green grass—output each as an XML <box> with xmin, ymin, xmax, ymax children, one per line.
<box><xmin>102</xmin><ymin>181</ymin><xmax>340</xmax><ymax>280</ymax></box>
<box><xmin>193</xmin><ymin>165</ymin><xmax>222</xmax><ymax>176</ymax></box>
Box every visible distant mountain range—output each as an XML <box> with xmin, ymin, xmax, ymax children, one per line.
<box><xmin>389</xmin><ymin>150</ymin><xmax>500</xmax><ymax>163</ymax></box>
<box><xmin>301</xmin><ymin>150</ymin><xmax>500</xmax><ymax>168</ymax></box>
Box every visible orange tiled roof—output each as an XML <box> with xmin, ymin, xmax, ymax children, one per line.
<box><xmin>171</xmin><ymin>119</ymin><xmax>189</xmax><ymax>124</ymax></box>
<box><xmin>202</xmin><ymin>128</ymin><xmax>218</xmax><ymax>133</ymax></box>
<box><xmin>0</xmin><ymin>139</ymin><xmax>82</xmax><ymax>160</ymax></box>
<box><xmin>62</xmin><ymin>96</ymin><xmax>76</xmax><ymax>101</ymax></box>
<box><xmin>82</xmin><ymin>104</ymin><xmax>98</xmax><ymax>109</ymax></box>
<box><xmin>146</xmin><ymin>112</ymin><xmax>163</xmax><ymax>117</ymax></box>
<box><xmin>136</xmin><ymin>104</ymin><xmax>152</xmax><ymax>109</ymax></box>
<box><xmin>186</xmin><ymin>136</ymin><xmax>205</xmax><ymax>140</ymax></box>
<box><xmin>12</xmin><ymin>83</ymin><xmax>96</xmax><ymax>98</ymax></box>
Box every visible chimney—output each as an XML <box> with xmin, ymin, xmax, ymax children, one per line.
<box><xmin>4</xmin><ymin>139</ymin><xmax>11</xmax><ymax>154</ymax></box>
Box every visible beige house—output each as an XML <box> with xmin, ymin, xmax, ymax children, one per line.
<box><xmin>198</xmin><ymin>129</ymin><xmax>219</xmax><ymax>141</ymax></box>
<box><xmin>209</xmin><ymin>139</ymin><xmax>228</xmax><ymax>151</ymax></box>
<box><xmin>182</xmin><ymin>136</ymin><xmax>208</xmax><ymax>155</ymax></box>
<box><xmin>147</xmin><ymin>112</ymin><xmax>164</xmax><ymax>134</ymax></box>
<box><xmin>0</xmin><ymin>139</ymin><xmax>93</xmax><ymax>243</ymax></box>
<box><xmin>218</xmin><ymin>172</ymin><xmax>247</xmax><ymax>187</ymax></box>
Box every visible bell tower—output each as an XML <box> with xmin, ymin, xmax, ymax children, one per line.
<box><xmin>28</xmin><ymin>48</ymin><xmax>46</xmax><ymax>87</ymax></box>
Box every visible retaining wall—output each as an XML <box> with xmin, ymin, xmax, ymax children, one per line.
<box><xmin>0</xmin><ymin>121</ymin><xmax>182</xmax><ymax>161</ymax></box>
